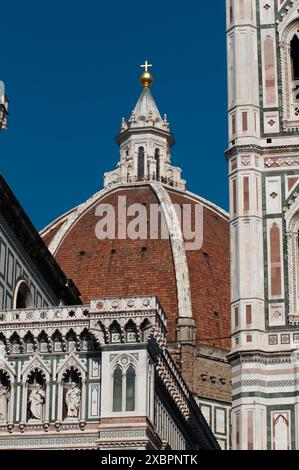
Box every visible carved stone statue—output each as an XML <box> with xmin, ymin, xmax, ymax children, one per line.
<box><xmin>65</xmin><ymin>382</ymin><xmax>81</xmax><ymax>418</ymax></box>
<box><xmin>0</xmin><ymin>384</ymin><xmax>10</xmax><ymax>422</ymax></box>
<box><xmin>29</xmin><ymin>384</ymin><xmax>45</xmax><ymax>420</ymax></box>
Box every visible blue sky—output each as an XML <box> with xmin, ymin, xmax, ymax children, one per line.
<box><xmin>0</xmin><ymin>0</ymin><xmax>228</xmax><ymax>230</ymax></box>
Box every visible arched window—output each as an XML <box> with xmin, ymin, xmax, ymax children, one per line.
<box><xmin>112</xmin><ymin>364</ymin><xmax>136</xmax><ymax>412</ymax></box>
<box><xmin>126</xmin><ymin>366</ymin><xmax>135</xmax><ymax>411</ymax></box>
<box><xmin>155</xmin><ymin>148</ymin><xmax>160</xmax><ymax>181</ymax></box>
<box><xmin>14</xmin><ymin>281</ymin><xmax>32</xmax><ymax>309</ymax></box>
<box><xmin>140</xmin><ymin>318</ymin><xmax>152</xmax><ymax>341</ymax></box>
<box><xmin>125</xmin><ymin>321</ymin><xmax>138</xmax><ymax>343</ymax></box>
<box><xmin>291</xmin><ymin>35</ymin><xmax>299</xmax><ymax>101</ymax></box>
<box><xmin>10</xmin><ymin>333</ymin><xmax>21</xmax><ymax>354</ymax></box>
<box><xmin>113</xmin><ymin>367</ymin><xmax>122</xmax><ymax>412</ymax></box>
<box><xmin>284</xmin><ymin>205</ymin><xmax>299</xmax><ymax>320</ymax></box>
<box><xmin>137</xmin><ymin>146</ymin><xmax>145</xmax><ymax>181</ymax></box>
<box><xmin>280</xmin><ymin>23</ymin><xmax>299</xmax><ymax>127</ymax></box>
<box><xmin>66</xmin><ymin>330</ymin><xmax>77</xmax><ymax>352</ymax></box>
<box><xmin>110</xmin><ymin>322</ymin><xmax>122</xmax><ymax>343</ymax></box>
<box><xmin>38</xmin><ymin>331</ymin><xmax>49</xmax><ymax>353</ymax></box>
<box><xmin>80</xmin><ymin>329</ymin><xmax>92</xmax><ymax>351</ymax></box>
<box><xmin>24</xmin><ymin>332</ymin><xmax>35</xmax><ymax>354</ymax></box>
<box><xmin>52</xmin><ymin>330</ymin><xmax>63</xmax><ymax>352</ymax></box>
<box><xmin>273</xmin><ymin>414</ymin><xmax>290</xmax><ymax>450</ymax></box>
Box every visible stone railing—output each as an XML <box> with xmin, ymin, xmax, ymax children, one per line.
<box><xmin>0</xmin><ymin>296</ymin><xmax>167</xmax><ymax>348</ymax></box>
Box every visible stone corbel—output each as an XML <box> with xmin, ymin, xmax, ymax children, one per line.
<box><xmin>43</xmin><ymin>421</ymin><xmax>49</xmax><ymax>432</ymax></box>
<box><xmin>79</xmin><ymin>420</ymin><xmax>85</xmax><ymax>431</ymax></box>
<box><xmin>176</xmin><ymin>317</ymin><xmax>196</xmax><ymax>345</ymax></box>
<box><xmin>55</xmin><ymin>420</ymin><xmax>61</xmax><ymax>432</ymax></box>
<box><xmin>19</xmin><ymin>422</ymin><xmax>25</xmax><ymax>433</ymax></box>
<box><xmin>7</xmin><ymin>422</ymin><xmax>13</xmax><ymax>433</ymax></box>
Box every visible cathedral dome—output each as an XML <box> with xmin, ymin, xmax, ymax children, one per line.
<box><xmin>41</xmin><ymin>183</ymin><xmax>230</xmax><ymax>349</ymax></box>
<box><xmin>41</xmin><ymin>68</ymin><xmax>230</xmax><ymax>349</ymax></box>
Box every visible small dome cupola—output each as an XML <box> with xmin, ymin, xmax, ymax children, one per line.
<box><xmin>104</xmin><ymin>62</ymin><xmax>186</xmax><ymax>190</ymax></box>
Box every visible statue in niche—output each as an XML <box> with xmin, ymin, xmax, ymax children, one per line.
<box><xmin>29</xmin><ymin>383</ymin><xmax>45</xmax><ymax>420</ymax></box>
<box><xmin>0</xmin><ymin>384</ymin><xmax>10</xmax><ymax>422</ymax></box>
<box><xmin>65</xmin><ymin>382</ymin><xmax>81</xmax><ymax>418</ymax></box>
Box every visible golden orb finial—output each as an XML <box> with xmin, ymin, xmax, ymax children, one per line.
<box><xmin>140</xmin><ymin>60</ymin><xmax>153</xmax><ymax>88</ymax></box>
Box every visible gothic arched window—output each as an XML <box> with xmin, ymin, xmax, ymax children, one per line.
<box><xmin>66</xmin><ymin>330</ymin><xmax>77</xmax><ymax>352</ymax></box>
<box><xmin>125</xmin><ymin>321</ymin><xmax>138</xmax><ymax>343</ymax></box>
<box><xmin>112</xmin><ymin>367</ymin><xmax>122</xmax><ymax>412</ymax></box>
<box><xmin>10</xmin><ymin>333</ymin><xmax>21</xmax><ymax>354</ymax></box>
<box><xmin>284</xmin><ymin>205</ymin><xmax>299</xmax><ymax>320</ymax></box>
<box><xmin>24</xmin><ymin>331</ymin><xmax>35</xmax><ymax>354</ymax></box>
<box><xmin>291</xmin><ymin>35</ymin><xmax>299</xmax><ymax>101</ymax></box>
<box><xmin>80</xmin><ymin>329</ymin><xmax>93</xmax><ymax>351</ymax></box>
<box><xmin>140</xmin><ymin>318</ymin><xmax>152</xmax><ymax>341</ymax></box>
<box><xmin>52</xmin><ymin>330</ymin><xmax>63</xmax><ymax>352</ymax></box>
<box><xmin>137</xmin><ymin>146</ymin><xmax>145</xmax><ymax>181</ymax></box>
<box><xmin>280</xmin><ymin>23</ymin><xmax>299</xmax><ymax>127</ymax></box>
<box><xmin>110</xmin><ymin>321</ymin><xmax>122</xmax><ymax>343</ymax></box>
<box><xmin>126</xmin><ymin>366</ymin><xmax>136</xmax><ymax>411</ymax></box>
<box><xmin>112</xmin><ymin>364</ymin><xmax>136</xmax><ymax>412</ymax></box>
<box><xmin>38</xmin><ymin>331</ymin><xmax>49</xmax><ymax>353</ymax></box>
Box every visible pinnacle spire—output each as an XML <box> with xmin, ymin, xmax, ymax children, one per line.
<box><xmin>129</xmin><ymin>87</ymin><xmax>167</xmax><ymax>131</ymax></box>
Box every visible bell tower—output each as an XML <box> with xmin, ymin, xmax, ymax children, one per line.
<box><xmin>226</xmin><ymin>0</ymin><xmax>299</xmax><ymax>450</ymax></box>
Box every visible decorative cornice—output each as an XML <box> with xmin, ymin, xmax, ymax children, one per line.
<box><xmin>0</xmin><ymin>296</ymin><xmax>167</xmax><ymax>349</ymax></box>
<box><xmin>225</xmin><ymin>143</ymin><xmax>299</xmax><ymax>159</ymax></box>
<box><xmin>228</xmin><ymin>349</ymin><xmax>295</xmax><ymax>367</ymax></box>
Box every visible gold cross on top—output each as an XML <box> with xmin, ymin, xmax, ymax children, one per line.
<box><xmin>140</xmin><ymin>60</ymin><xmax>152</xmax><ymax>72</ymax></box>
